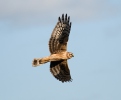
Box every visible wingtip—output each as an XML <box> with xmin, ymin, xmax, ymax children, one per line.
<box><xmin>65</xmin><ymin>13</ymin><xmax>67</xmax><ymax>21</ymax></box>
<box><xmin>62</xmin><ymin>14</ymin><xmax>64</xmax><ymax>22</ymax></box>
<box><xmin>58</xmin><ymin>13</ymin><xmax>71</xmax><ymax>24</ymax></box>
<box><xmin>58</xmin><ymin>17</ymin><xmax>61</xmax><ymax>22</ymax></box>
<box><xmin>68</xmin><ymin>16</ymin><xmax>70</xmax><ymax>22</ymax></box>
<box><xmin>62</xmin><ymin>13</ymin><xmax>64</xmax><ymax>17</ymax></box>
<box><xmin>70</xmin><ymin>22</ymin><xmax>72</xmax><ymax>28</ymax></box>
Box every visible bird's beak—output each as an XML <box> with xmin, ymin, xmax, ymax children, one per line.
<box><xmin>72</xmin><ymin>54</ymin><xmax>74</xmax><ymax>57</ymax></box>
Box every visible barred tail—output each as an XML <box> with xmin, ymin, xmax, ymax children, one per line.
<box><xmin>32</xmin><ymin>57</ymin><xmax>50</xmax><ymax>67</ymax></box>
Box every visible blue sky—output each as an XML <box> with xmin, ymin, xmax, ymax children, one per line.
<box><xmin>0</xmin><ymin>0</ymin><xmax>121</xmax><ymax>100</ymax></box>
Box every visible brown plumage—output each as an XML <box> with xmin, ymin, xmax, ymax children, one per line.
<box><xmin>32</xmin><ymin>14</ymin><xmax>74</xmax><ymax>83</ymax></box>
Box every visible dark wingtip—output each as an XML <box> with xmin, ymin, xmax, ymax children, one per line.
<box><xmin>58</xmin><ymin>17</ymin><xmax>61</xmax><ymax>22</ymax></box>
<box><xmin>70</xmin><ymin>22</ymin><xmax>71</xmax><ymax>28</ymax></box>
<box><xmin>68</xmin><ymin>16</ymin><xmax>70</xmax><ymax>23</ymax></box>
<box><xmin>58</xmin><ymin>14</ymin><xmax>71</xmax><ymax>25</ymax></box>
<box><xmin>62</xmin><ymin>14</ymin><xmax>64</xmax><ymax>22</ymax></box>
<box><xmin>65</xmin><ymin>14</ymin><xmax>67</xmax><ymax>21</ymax></box>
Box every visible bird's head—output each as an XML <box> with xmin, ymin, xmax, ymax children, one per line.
<box><xmin>67</xmin><ymin>52</ymin><xmax>74</xmax><ymax>59</ymax></box>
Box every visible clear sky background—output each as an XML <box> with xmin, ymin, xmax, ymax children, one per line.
<box><xmin>0</xmin><ymin>0</ymin><xmax>121</xmax><ymax>100</ymax></box>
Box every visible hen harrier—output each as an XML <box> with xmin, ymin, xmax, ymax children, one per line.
<box><xmin>32</xmin><ymin>14</ymin><xmax>74</xmax><ymax>83</ymax></box>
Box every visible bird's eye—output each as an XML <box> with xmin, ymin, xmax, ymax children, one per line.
<box><xmin>70</xmin><ymin>54</ymin><xmax>72</xmax><ymax>56</ymax></box>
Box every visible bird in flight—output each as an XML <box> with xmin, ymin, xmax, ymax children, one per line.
<box><xmin>32</xmin><ymin>14</ymin><xmax>74</xmax><ymax>83</ymax></box>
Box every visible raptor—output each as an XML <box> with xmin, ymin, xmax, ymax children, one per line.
<box><xmin>32</xmin><ymin>14</ymin><xmax>74</xmax><ymax>83</ymax></box>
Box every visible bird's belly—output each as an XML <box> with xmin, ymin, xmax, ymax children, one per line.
<box><xmin>49</xmin><ymin>53</ymin><xmax>67</xmax><ymax>61</ymax></box>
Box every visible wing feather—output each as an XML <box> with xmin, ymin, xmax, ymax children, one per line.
<box><xmin>49</xmin><ymin>14</ymin><xmax>71</xmax><ymax>54</ymax></box>
<box><xmin>50</xmin><ymin>60</ymin><xmax>72</xmax><ymax>83</ymax></box>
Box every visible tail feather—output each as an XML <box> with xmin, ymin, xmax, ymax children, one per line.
<box><xmin>32</xmin><ymin>57</ymin><xmax>50</xmax><ymax>67</ymax></box>
<box><xmin>32</xmin><ymin>58</ymin><xmax>42</xmax><ymax>67</ymax></box>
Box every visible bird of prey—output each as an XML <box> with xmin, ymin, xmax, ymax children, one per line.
<box><xmin>32</xmin><ymin>14</ymin><xmax>74</xmax><ymax>83</ymax></box>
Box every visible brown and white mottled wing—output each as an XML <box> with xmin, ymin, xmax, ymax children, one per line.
<box><xmin>50</xmin><ymin>60</ymin><xmax>72</xmax><ymax>83</ymax></box>
<box><xmin>49</xmin><ymin>14</ymin><xmax>71</xmax><ymax>54</ymax></box>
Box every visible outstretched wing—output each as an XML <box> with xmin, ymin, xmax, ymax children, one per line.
<box><xmin>49</xmin><ymin>14</ymin><xmax>71</xmax><ymax>54</ymax></box>
<box><xmin>50</xmin><ymin>60</ymin><xmax>72</xmax><ymax>83</ymax></box>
